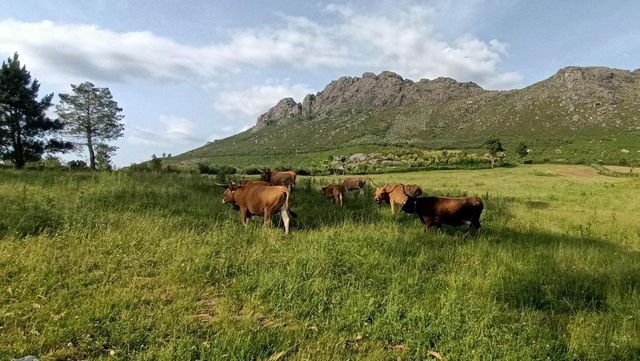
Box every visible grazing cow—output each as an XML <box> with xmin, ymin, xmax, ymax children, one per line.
<box><xmin>401</xmin><ymin>194</ymin><xmax>483</xmax><ymax>233</ymax></box>
<box><xmin>221</xmin><ymin>184</ymin><xmax>292</xmax><ymax>234</ymax></box>
<box><xmin>373</xmin><ymin>184</ymin><xmax>422</xmax><ymax>213</ymax></box>
<box><xmin>321</xmin><ymin>184</ymin><xmax>345</xmax><ymax>206</ymax></box>
<box><xmin>261</xmin><ymin>170</ymin><xmax>297</xmax><ymax>190</ymax></box>
<box><xmin>342</xmin><ymin>177</ymin><xmax>367</xmax><ymax>192</ymax></box>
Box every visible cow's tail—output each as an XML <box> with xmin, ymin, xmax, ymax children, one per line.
<box><xmin>284</xmin><ymin>189</ymin><xmax>298</xmax><ymax>218</ymax></box>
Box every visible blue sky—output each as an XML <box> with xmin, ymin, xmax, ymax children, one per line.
<box><xmin>1</xmin><ymin>0</ymin><xmax>638</xmax><ymax>166</ymax></box>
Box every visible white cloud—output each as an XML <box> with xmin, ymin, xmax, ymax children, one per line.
<box><xmin>0</xmin><ymin>5</ymin><xmax>521</xmax><ymax>89</ymax></box>
<box><xmin>127</xmin><ymin>116</ymin><xmax>202</xmax><ymax>146</ymax></box>
<box><xmin>213</xmin><ymin>82</ymin><xmax>312</xmax><ymax>120</ymax></box>
<box><xmin>0</xmin><ymin>19</ymin><xmax>350</xmax><ymax>85</ymax></box>
<box><xmin>326</xmin><ymin>4</ymin><xmax>523</xmax><ymax>89</ymax></box>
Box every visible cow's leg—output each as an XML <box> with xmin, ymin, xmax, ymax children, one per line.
<box><xmin>240</xmin><ymin>208</ymin><xmax>249</xmax><ymax>226</ymax></box>
<box><xmin>280</xmin><ymin>206</ymin><xmax>290</xmax><ymax>234</ymax></box>
<box><xmin>419</xmin><ymin>215</ymin><xmax>431</xmax><ymax>233</ymax></box>
<box><xmin>390</xmin><ymin>202</ymin><xmax>395</xmax><ymax>214</ymax></box>
<box><xmin>339</xmin><ymin>193</ymin><xmax>343</xmax><ymax>206</ymax></box>
<box><xmin>263</xmin><ymin>208</ymin><xmax>272</xmax><ymax>228</ymax></box>
<box><xmin>471</xmin><ymin>217</ymin><xmax>482</xmax><ymax>235</ymax></box>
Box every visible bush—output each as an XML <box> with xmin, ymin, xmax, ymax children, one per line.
<box><xmin>242</xmin><ymin>167</ymin><xmax>262</xmax><ymax>175</ymax></box>
<box><xmin>67</xmin><ymin>160</ymin><xmax>88</xmax><ymax>170</ymax></box>
<box><xmin>197</xmin><ymin>163</ymin><xmax>212</xmax><ymax>174</ymax></box>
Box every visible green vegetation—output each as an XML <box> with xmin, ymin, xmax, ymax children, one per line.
<box><xmin>1</xmin><ymin>165</ymin><xmax>639</xmax><ymax>360</ymax></box>
<box><xmin>0</xmin><ymin>53</ymin><xmax>71</xmax><ymax>169</ymax></box>
<box><xmin>56</xmin><ymin>81</ymin><xmax>125</xmax><ymax>171</ymax></box>
<box><xmin>171</xmin><ymin>92</ymin><xmax>640</xmax><ymax>170</ymax></box>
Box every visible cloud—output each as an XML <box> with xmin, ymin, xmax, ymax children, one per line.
<box><xmin>0</xmin><ymin>5</ymin><xmax>521</xmax><ymax>89</ymax></box>
<box><xmin>326</xmin><ymin>4</ymin><xmax>522</xmax><ymax>89</ymax></box>
<box><xmin>0</xmin><ymin>19</ymin><xmax>350</xmax><ymax>85</ymax></box>
<box><xmin>127</xmin><ymin>116</ymin><xmax>203</xmax><ymax>146</ymax></box>
<box><xmin>213</xmin><ymin>82</ymin><xmax>312</xmax><ymax>120</ymax></box>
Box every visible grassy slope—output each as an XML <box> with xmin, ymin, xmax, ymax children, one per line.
<box><xmin>173</xmin><ymin>78</ymin><xmax>640</xmax><ymax>168</ymax></box>
<box><xmin>1</xmin><ymin>166</ymin><xmax>639</xmax><ymax>360</ymax></box>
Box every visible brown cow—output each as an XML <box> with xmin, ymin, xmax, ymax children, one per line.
<box><xmin>342</xmin><ymin>177</ymin><xmax>367</xmax><ymax>192</ymax></box>
<box><xmin>401</xmin><ymin>194</ymin><xmax>483</xmax><ymax>233</ymax></box>
<box><xmin>321</xmin><ymin>184</ymin><xmax>345</xmax><ymax>206</ymax></box>
<box><xmin>222</xmin><ymin>184</ymin><xmax>292</xmax><ymax>234</ymax></box>
<box><xmin>261</xmin><ymin>170</ymin><xmax>297</xmax><ymax>190</ymax></box>
<box><xmin>373</xmin><ymin>184</ymin><xmax>422</xmax><ymax>213</ymax></box>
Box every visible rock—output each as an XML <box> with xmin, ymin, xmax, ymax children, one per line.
<box><xmin>348</xmin><ymin>153</ymin><xmax>367</xmax><ymax>162</ymax></box>
<box><xmin>302</xmin><ymin>94</ymin><xmax>315</xmax><ymax>117</ymax></box>
<box><xmin>254</xmin><ymin>98</ymin><xmax>301</xmax><ymax>130</ymax></box>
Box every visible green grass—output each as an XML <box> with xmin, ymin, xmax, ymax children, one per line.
<box><xmin>1</xmin><ymin>165</ymin><xmax>639</xmax><ymax>360</ymax></box>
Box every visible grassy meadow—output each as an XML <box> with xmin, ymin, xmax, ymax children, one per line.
<box><xmin>1</xmin><ymin>165</ymin><xmax>639</xmax><ymax>360</ymax></box>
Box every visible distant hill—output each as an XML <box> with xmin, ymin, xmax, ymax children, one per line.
<box><xmin>174</xmin><ymin>66</ymin><xmax>640</xmax><ymax>168</ymax></box>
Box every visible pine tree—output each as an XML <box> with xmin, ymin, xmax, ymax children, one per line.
<box><xmin>56</xmin><ymin>82</ymin><xmax>124</xmax><ymax>170</ymax></box>
<box><xmin>0</xmin><ymin>53</ymin><xmax>71</xmax><ymax>168</ymax></box>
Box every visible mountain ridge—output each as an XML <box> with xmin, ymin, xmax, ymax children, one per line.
<box><xmin>175</xmin><ymin>65</ymin><xmax>640</xmax><ymax>167</ymax></box>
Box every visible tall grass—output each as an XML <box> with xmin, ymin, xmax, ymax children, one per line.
<box><xmin>1</xmin><ymin>165</ymin><xmax>639</xmax><ymax>360</ymax></box>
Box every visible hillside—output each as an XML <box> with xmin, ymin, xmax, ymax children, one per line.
<box><xmin>175</xmin><ymin>66</ymin><xmax>640</xmax><ymax>168</ymax></box>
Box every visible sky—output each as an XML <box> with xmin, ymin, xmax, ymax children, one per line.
<box><xmin>1</xmin><ymin>0</ymin><xmax>639</xmax><ymax>166</ymax></box>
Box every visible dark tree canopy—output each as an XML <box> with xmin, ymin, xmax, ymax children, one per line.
<box><xmin>0</xmin><ymin>53</ymin><xmax>71</xmax><ymax>168</ymax></box>
<box><xmin>484</xmin><ymin>137</ymin><xmax>505</xmax><ymax>155</ymax></box>
<box><xmin>516</xmin><ymin>142</ymin><xmax>529</xmax><ymax>160</ymax></box>
<box><xmin>57</xmin><ymin>82</ymin><xmax>124</xmax><ymax>170</ymax></box>
<box><xmin>484</xmin><ymin>137</ymin><xmax>506</xmax><ymax>168</ymax></box>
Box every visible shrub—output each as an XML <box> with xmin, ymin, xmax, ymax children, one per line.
<box><xmin>67</xmin><ymin>160</ymin><xmax>88</xmax><ymax>170</ymax></box>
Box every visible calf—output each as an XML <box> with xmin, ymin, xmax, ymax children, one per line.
<box><xmin>222</xmin><ymin>184</ymin><xmax>292</xmax><ymax>233</ymax></box>
<box><xmin>321</xmin><ymin>184</ymin><xmax>345</xmax><ymax>206</ymax></box>
<box><xmin>401</xmin><ymin>194</ymin><xmax>483</xmax><ymax>233</ymax></box>
<box><xmin>373</xmin><ymin>184</ymin><xmax>422</xmax><ymax>213</ymax></box>
<box><xmin>261</xmin><ymin>170</ymin><xmax>297</xmax><ymax>190</ymax></box>
<box><xmin>342</xmin><ymin>177</ymin><xmax>367</xmax><ymax>192</ymax></box>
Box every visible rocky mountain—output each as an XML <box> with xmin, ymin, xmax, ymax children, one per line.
<box><xmin>176</xmin><ymin>66</ymin><xmax>640</xmax><ymax>167</ymax></box>
<box><xmin>254</xmin><ymin>71</ymin><xmax>489</xmax><ymax>130</ymax></box>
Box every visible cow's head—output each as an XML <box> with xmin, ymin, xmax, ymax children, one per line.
<box><xmin>218</xmin><ymin>183</ymin><xmax>238</xmax><ymax>205</ymax></box>
<box><xmin>401</xmin><ymin>194</ymin><xmax>418</xmax><ymax>214</ymax></box>
<box><xmin>373</xmin><ymin>185</ymin><xmax>390</xmax><ymax>204</ymax></box>
<box><xmin>259</xmin><ymin>169</ymin><xmax>272</xmax><ymax>182</ymax></box>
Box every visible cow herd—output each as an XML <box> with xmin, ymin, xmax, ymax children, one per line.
<box><xmin>219</xmin><ymin>170</ymin><xmax>484</xmax><ymax>235</ymax></box>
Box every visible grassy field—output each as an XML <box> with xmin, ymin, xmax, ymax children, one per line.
<box><xmin>1</xmin><ymin>165</ymin><xmax>639</xmax><ymax>360</ymax></box>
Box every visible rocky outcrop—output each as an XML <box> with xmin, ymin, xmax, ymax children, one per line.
<box><xmin>254</xmin><ymin>70</ymin><xmax>489</xmax><ymax>129</ymax></box>
<box><xmin>254</xmin><ymin>98</ymin><xmax>301</xmax><ymax>130</ymax></box>
<box><xmin>253</xmin><ymin>67</ymin><xmax>640</xmax><ymax>130</ymax></box>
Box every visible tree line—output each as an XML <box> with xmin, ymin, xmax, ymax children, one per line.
<box><xmin>0</xmin><ymin>53</ymin><xmax>124</xmax><ymax>170</ymax></box>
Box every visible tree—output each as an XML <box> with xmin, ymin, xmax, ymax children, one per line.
<box><xmin>0</xmin><ymin>53</ymin><xmax>71</xmax><ymax>169</ymax></box>
<box><xmin>484</xmin><ymin>137</ymin><xmax>505</xmax><ymax>168</ymax></box>
<box><xmin>56</xmin><ymin>82</ymin><xmax>124</xmax><ymax>170</ymax></box>
<box><xmin>95</xmin><ymin>143</ymin><xmax>117</xmax><ymax>171</ymax></box>
<box><xmin>150</xmin><ymin>154</ymin><xmax>162</xmax><ymax>171</ymax></box>
<box><xmin>516</xmin><ymin>142</ymin><xmax>529</xmax><ymax>163</ymax></box>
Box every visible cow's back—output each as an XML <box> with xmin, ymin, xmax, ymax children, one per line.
<box><xmin>430</xmin><ymin>196</ymin><xmax>483</xmax><ymax>223</ymax></box>
<box><xmin>236</xmin><ymin>185</ymin><xmax>288</xmax><ymax>214</ymax></box>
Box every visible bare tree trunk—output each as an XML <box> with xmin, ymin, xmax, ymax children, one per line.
<box><xmin>87</xmin><ymin>130</ymin><xmax>96</xmax><ymax>170</ymax></box>
<box><xmin>10</xmin><ymin>118</ymin><xmax>25</xmax><ymax>169</ymax></box>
